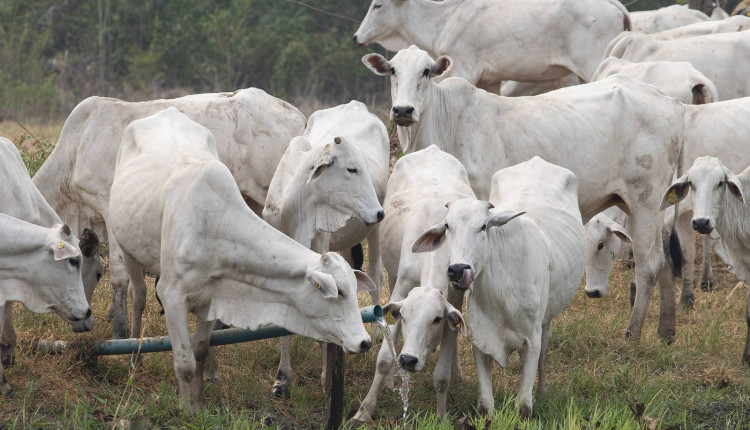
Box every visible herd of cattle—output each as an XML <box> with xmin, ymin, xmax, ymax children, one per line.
<box><xmin>3</xmin><ymin>0</ymin><xmax>750</xmax><ymax>421</ymax></box>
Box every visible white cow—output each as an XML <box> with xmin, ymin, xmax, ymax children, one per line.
<box><xmin>364</xmin><ymin>46</ymin><xmax>685</xmax><ymax>341</ymax></box>
<box><xmin>0</xmin><ymin>214</ymin><xmax>92</xmax><ymax>396</ymax></box>
<box><xmin>605</xmin><ymin>30</ymin><xmax>750</xmax><ymax>101</ymax></box>
<box><xmin>33</xmin><ymin>88</ymin><xmax>306</xmax><ymax>339</ymax></box>
<box><xmin>630</xmin><ymin>5</ymin><xmax>710</xmax><ymax>34</ymax></box>
<box><xmin>585</xmin><ymin>97</ymin><xmax>750</xmax><ymax>307</ymax></box>
<box><xmin>592</xmin><ymin>57</ymin><xmax>719</xmax><ymax>104</ymax></box>
<box><xmin>651</xmin><ymin>14</ymin><xmax>750</xmax><ymax>40</ymax></box>
<box><xmin>661</xmin><ymin>156</ymin><xmax>750</xmax><ymax>365</ymax></box>
<box><xmin>412</xmin><ymin>157</ymin><xmax>585</xmax><ymax>417</ymax></box>
<box><xmin>354</xmin><ymin>145</ymin><xmax>475</xmax><ymax>421</ymax></box>
<box><xmin>263</xmin><ymin>101</ymin><xmax>387</xmax><ymax>398</ymax></box>
<box><xmin>108</xmin><ymin>108</ymin><xmax>374</xmax><ymax>411</ymax></box>
<box><xmin>353</xmin><ymin>0</ymin><xmax>630</xmax><ymax>92</ymax></box>
<box><xmin>0</xmin><ymin>138</ymin><xmax>101</xmax><ymax>366</ymax></box>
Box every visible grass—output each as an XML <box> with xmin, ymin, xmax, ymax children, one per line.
<box><xmin>0</xmin><ymin>125</ymin><xmax>749</xmax><ymax>429</ymax></box>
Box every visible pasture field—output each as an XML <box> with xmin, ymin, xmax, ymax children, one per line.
<box><xmin>0</xmin><ymin>125</ymin><xmax>749</xmax><ymax>429</ymax></box>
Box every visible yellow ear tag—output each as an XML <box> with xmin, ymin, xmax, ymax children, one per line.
<box><xmin>455</xmin><ymin>321</ymin><xmax>461</xmax><ymax>329</ymax></box>
<box><xmin>667</xmin><ymin>189</ymin><xmax>679</xmax><ymax>205</ymax></box>
<box><xmin>739</xmin><ymin>195</ymin><xmax>744</xmax><ymax>202</ymax></box>
<box><xmin>385</xmin><ymin>311</ymin><xmax>396</xmax><ymax>325</ymax></box>
<box><xmin>58</xmin><ymin>242</ymin><xmax>65</xmax><ymax>249</ymax></box>
<box><xmin>316</xmin><ymin>282</ymin><xmax>322</xmax><ymax>289</ymax></box>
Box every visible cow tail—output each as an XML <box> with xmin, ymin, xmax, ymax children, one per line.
<box><xmin>691</xmin><ymin>84</ymin><xmax>706</xmax><ymax>105</ymax></box>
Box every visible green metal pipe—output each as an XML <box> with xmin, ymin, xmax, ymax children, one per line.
<box><xmin>36</xmin><ymin>305</ymin><xmax>383</xmax><ymax>355</ymax></box>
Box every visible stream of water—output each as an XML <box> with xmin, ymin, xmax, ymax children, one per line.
<box><xmin>375</xmin><ymin>316</ymin><xmax>411</xmax><ymax>424</ymax></box>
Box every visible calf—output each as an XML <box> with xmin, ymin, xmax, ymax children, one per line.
<box><xmin>413</xmin><ymin>157</ymin><xmax>585</xmax><ymax>417</ymax></box>
<box><xmin>263</xmin><ymin>101</ymin><xmax>387</xmax><ymax>398</ymax></box>
<box><xmin>0</xmin><ymin>215</ymin><xmax>92</xmax><ymax>396</ymax></box>
<box><xmin>0</xmin><ymin>138</ymin><xmax>100</xmax><ymax>366</ymax></box>
<box><xmin>354</xmin><ymin>145</ymin><xmax>475</xmax><ymax>421</ymax></box>
<box><xmin>108</xmin><ymin>108</ymin><xmax>374</xmax><ymax>411</ymax></box>
<box><xmin>661</xmin><ymin>156</ymin><xmax>750</xmax><ymax>364</ymax></box>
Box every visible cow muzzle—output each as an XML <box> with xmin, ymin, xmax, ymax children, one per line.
<box><xmin>447</xmin><ymin>264</ymin><xmax>474</xmax><ymax>291</ymax></box>
<box><xmin>364</xmin><ymin>209</ymin><xmax>386</xmax><ymax>226</ymax></box>
<box><xmin>691</xmin><ymin>217</ymin><xmax>713</xmax><ymax>235</ymax></box>
<box><xmin>392</xmin><ymin>106</ymin><xmax>415</xmax><ymax>126</ymax></box>
<box><xmin>398</xmin><ymin>354</ymin><xmax>419</xmax><ymax>372</ymax></box>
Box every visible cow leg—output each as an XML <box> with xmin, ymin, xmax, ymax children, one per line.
<box><xmin>271</xmin><ymin>335</ymin><xmax>293</xmax><ymax>398</ymax></box>
<box><xmin>353</xmin><ymin>321</ymin><xmax>402</xmax><ymax>422</ymax></box>
<box><xmin>624</xmin><ymin>215</ymin><xmax>667</xmax><ymax>340</ymax></box>
<box><xmin>433</xmin><ymin>323</ymin><xmax>458</xmax><ymax>417</ymax></box>
<box><xmin>536</xmin><ymin>322</ymin><xmax>551</xmax><ymax>397</ymax></box>
<box><xmin>677</xmin><ymin>211</ymin><xmax>696</xmax><ymax>308</ymax></box>
<box><xmin>656</xmin><ymin>240</ymin><xmax>678</xmax><ymax>343</ymax></box>
<box><xmin>190</xmin><ymin>316</ymin><xmax>214</xmax><ymax>401</ymax></box>
<box><xmin>700</xmin><ymin>234</ymin><xmax>714</xmax><ymax>291</ymax></box>
<box><xmin>122</xmin><ymin>254</ymin><xmax>147</xmax><ymax>339</ymax></box>
<box><xmin>744</xmin><ymin>290</ymin><xmax>750</xmax><ymax>366</ymax></box>
<box><xmin>365</xmin><ymin>227</ymin><xmax>384</xmax><ymax>305</ymax></box>
<box><xmin>473</xmin><ymin>345</ymin><xmax>495</xmax><ymax>416</ymax></box>
<box><xmin>0</xmin><ymin>303</ymin><xmax>16</xmax><ymax>366</ymax></box>
<box><xmin>204</xmin><ymin>319</ymin><xmax>224</xmax><ymax>384</ymax></box>
<box><xmin>160</xmin><ymin>286</ymin><xmax>198</xmax><ymax>412</ymax></box>
<box><xmin>107</xmin><ymin>236</ymin><xmax>130</xmax><ymax>339</ymax></box>
<box><xmin>517</xmin><ymin>330</ymin><xmax>542</xmax><ymax>419</ymax></box>
<box><xmin>0</xmin><ymin>305</ymin><xmax>12</xmax><ymax>397</ymax></box>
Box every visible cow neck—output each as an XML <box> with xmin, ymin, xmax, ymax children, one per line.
<box><xmin>714</xmin><ymin>183</ymin><xmax>750</xmax><ymax>283</ymax></box>
<box><xmin>398</xmin><ymin>79</ymin><xmax>463</xmax><ymax>158</ymax></box>
<box><xmin>277</xmin><ymin>167</ymin><xmax>323</xmax><ymax>250</ymax></box>
<box><xmin>401</xmin><ymin>0</ymin><xmax>462</xmax><ymax>57</ymax></box>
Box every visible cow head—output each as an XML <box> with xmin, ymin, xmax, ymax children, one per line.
<box><xmin>305</xmin><ymin>136</ymin><xmax>384</xmax><ymax>229</ymax></box>
<box><xmin>412</xmin><ymin>198</ymin><xmax>524</xmax><ymax>291</ymax></box>
<box><xmin>363</xmin><ymin>46</ymin><xmax>452</xmax><ymax>126</ymax></box>
<box><xmin>353</xmin><ymin>0</ymin><xmax>411</xmax><ymax>51</ymax></box>
<box><xmin>300</xmin><ymin>252</ymin><xmax>376</xmax><ymax>353</ymax></box>
<box><xmin>383</xmin><ymin>287</ymin><xmax>465</xmax><ymax>372</ymax></box>
<box><xmin>583</xmin><ymin>212</ymin><xmax>632</xmax><ymax>298</ymax></box>
<box><xmin>661</xmin><ymin>156</ymin><xmax>747</xmax><ymax>235</ymax></box>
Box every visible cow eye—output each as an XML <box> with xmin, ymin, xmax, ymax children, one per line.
<box><xmin>69</xmin><ymin>258</ymin><xmax>80</xmax><ymax>268</ymax></box>
<box><xmin>347</xmin><ymin>167</ymin><xmax>358</xmax><ymax>174</ymax></box>
<box><xmin>444</xmin><ymin>223</ymin><xmax>449</xmax><ymax>231</ymax></box>
<box><xmin>373</xmin><ymin>4</ymin><xmax>382</xmax><ymax>9</ymax></box>
<box><xmin>480</xmin><ymin>224</ymin><xmax>486</xmax><ymax>231</ymax></box>
<box><xmin>423</xmin><ymin>68</ymin><xmax>430</xmax><ymax>77</ymax></box>
<box><xmin>597</xmin><ymin>241</ymin><xmax>604</xmax><ymax>251</ymax></box>
<box><xmin>432</xmin><ymin>316</ymin><xmax>442</xmax><ymax>324</ymax></box>
<box><xmin>390</xmin><ymin>67</ymin><xmax>396</xmax><ymax>76</ymax></box>
<box><xmin>688</xmin><ymin>180</ymin><xmax>694</xmax><ymax>189</ymax></box>
<box><xmin>717</xmin><ymin>180</ymin><xmax>724</xmax><ymax>188</ymax></box>
<box><xmin>96</xmin><ymin>273</ymin><xmax>102</xmax><ymax>282</ymax></box>
<box><xmin>338</xmin><ymin>290</ymin><xmax>345</xmax><ymax>298</ymax></box>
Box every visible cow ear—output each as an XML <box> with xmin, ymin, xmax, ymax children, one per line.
<box><xmin>412</xmin><ymin>223</ymin><xmax>448</xmax><ymax>253</ymax></box>
<box><xmin>382</xmin><ymin>302</ymin><xmax>402</xmax><ymax>323</ymax></box>
<box><xmin>486</xmin><ymin>210</ymin><xmax>525</xmax><ymax>230</ymax></box>
<box><xmin>362</xmin><ymin>54</ymin><xmax>393</xmax><ymax>76</ymax></box>
<box><xmin>726</xmin><ymin>171</ymin><xmax>747</xmax><ymax>205</ymax></box>
<box><xmin>50</xmin><ymin>225</ymin><xmax>80</xmax><ymax>261</ymax></box>
<box><xmin>660</xmin><ymin>175</ymin><xmax>690</xmax><ymax>210</ymax></box>
<box><xmin>306</xmin><ymin>143</ymin><xmax>335</xmax><ymax>185</ymax></box>
<box><xmin>445</xmin><ymin>302</ymin><xmax>467</xmax><ymax>336</ymax></box>
<box><xmin>354</xmin><ymin>270</ymin><xmax>377</xmax><ymax>292</ymax></box>
<box><xmin>430</xmin><ymin>55</ymin><xmax>453</xmax><ymax>78</ymax></box>
<box><xmin>307</xmin><ymin>270</ymin><xmax>338</xmax><ymax>299</ymax></box>
<box><xmin>605</xmin><ymin>220</ymin><xmax>632</xmax><ymax>244</ymax></box>
<box><xmin>79</xmin><ymin>228</ymin><xmax>100</xmax><ymax>258</ymax></box>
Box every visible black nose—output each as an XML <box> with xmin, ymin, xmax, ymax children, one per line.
<box><xmin>399</xmin><ymin>354</ymin><xmax>418</xmax><ymax>370</ymax></box>
<box><xmin>360</xmin><ymin>339</ymin><xmax>372</xmax><ymax>353</ymax></box>
<box><xmin>392</xmin><ymin>106</ymin><xmax>414</xmax><ymax>118</ymax></box>
<box><xmin>376</xmin><ymin>210</ymin><xmax>385</xmax><ymax>222</ymax></box>
<box><xmin>692</xmin><ymin>218</ymin><xmax>711</xmax><ymax>233</ymax></box>
<box><xmin>447</xmin><ymin>264</ymin><xmax>471</xmax><ymax>282</ymax></box>
<box><xmin>586</xmin><ymin>290</ymin><xmax>602</xmax><ymax>299</ymax></box>
<box><xmin>85</xmin><ymin>308</ymin><xmax>92</xmax><ymax>319</ymax></box>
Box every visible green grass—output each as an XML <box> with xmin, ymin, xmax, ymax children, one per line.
<box><xmin>0</xmin><ymin>129</ymin><xmax>749</xmax><ymax>428</ymax></box>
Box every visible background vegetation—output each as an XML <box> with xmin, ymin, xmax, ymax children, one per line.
<box><xmin>0</xmin><ymin>0</ymin><xmax>734</xmax><ymax>123</ymax></box>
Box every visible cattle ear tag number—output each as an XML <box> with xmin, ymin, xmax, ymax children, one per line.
<box><xmin>58</xmin><ymin>242</ymin><xmax>65</xmax><ymax>249</ymax></box>
<box><xmin>385</xmin><ymin>311</ymin><xmax>396</xmax><ymax>325</ymax></box>
<box><xmin>667</xmin><ymin>189</ymin><xmax>679</xmax><ymax>205</ymax></box>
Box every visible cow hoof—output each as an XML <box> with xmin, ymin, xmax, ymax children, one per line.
<box><xmin>3</xmin><ymin>390</ymin><xmax>14</xmax><ymax>398</ymax></box>
<box><xmin>701</xmin><ymin>281</ymin><xmax>714</xmax><ymax>292</ymax></box>
<box><xmin>518</xmin><ymin>405</ymin><xmax>531</xmax><ymax>420</ymax></box>
<box><xmin>658</xmin><ymin>330</ymin><xmax>676</xmax><ymax>345</ymax></box>
<box><xmin>353</xmin><ymin>406</ymin><xmax>372</xmax><ymax>422</ymax></box>
<box><xmin>0</xmin><ymin>345</ymin><xmax>15</xmax><ymax>367</ymax></box>
<box><xmin>679</xmin><ymin>294</ymin><xmax>695</xmax><ymax>310</ymax></box>
<box><xmin>271</xmin><ymin>382</ymin><xmax>290</xmax><ymax>399</ymax></box>
<box><xmin>743</xmin><ymin>353</ymin><xmax>750</xmax><ymax>367</ymax></box>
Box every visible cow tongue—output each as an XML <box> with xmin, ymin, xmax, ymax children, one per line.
<box><xmin>459</xmin><ymin>268</ymin><xmax>473</xmax><ymax>289</ymax></box>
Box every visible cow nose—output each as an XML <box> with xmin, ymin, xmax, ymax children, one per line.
<box><xmin>692</xmin><ymin>218</ymin><xmax>711</xmax><ymax>233</ymax></box>
<box><xmin>392</xmin><ymin>106</ymin><xmax>414</xmax><ymax>118</ymax></box>
<box><xmin>586</xmin><ymin>290</ymin><xmax>602</xmax><ymax>299</ymax></box>
<box><xmin>85</xmin><ymin>308</ymin><xmax>92</xmax><ymax>320</ymax></box>
<box><xmin>447</xmin><ymin>264</ymin><xmax>471</xmax><ymax>281</ymax></box>
<box><xmin>360</xmin><ymin>339</ymin><xmax>372</xmax><ymax>353</ymax></box>
<box><xmin>399</xmin><ymin>354</ymin><xmax>419</xmax><ymax>371</ymax></box>
<box><xmin>352</xmin><ymin>34</ymin><xmax>357</xmax><ymax>42</ymax></box>
<box><xmin>376</xmin><ymin>210</ymin><xmax>385</xmax><ymax>222</ymax></box>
